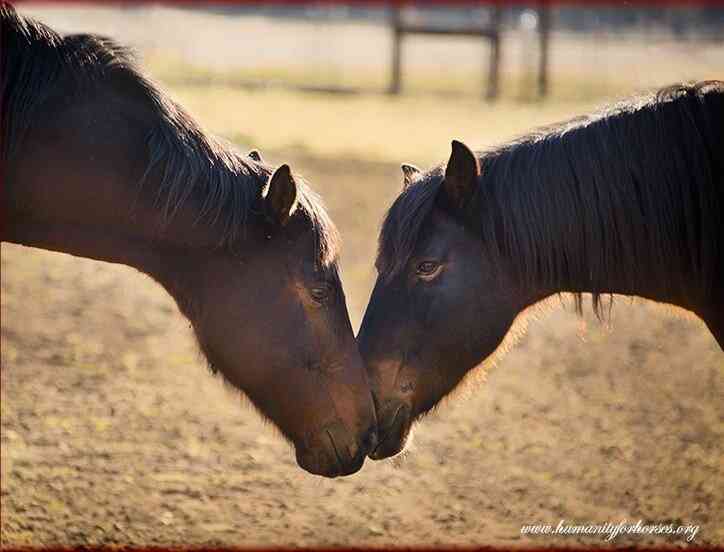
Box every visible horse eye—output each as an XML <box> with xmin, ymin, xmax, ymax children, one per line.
<box><xmin>310</xmin><ymin>283</ymin><xmax>334</xmax><ymax>303</ymax></box>
<box><xmin>416</xmin><ymin>261</ymin><xmax>440</xmax><ymax>276</ymax></box>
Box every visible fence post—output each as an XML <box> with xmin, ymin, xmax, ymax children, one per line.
<box><xmin>389</xmin><ymin>7</ymin><xmax>402</xmax><ymax>95</ymax></box>
<box><xmin>538</xmin><ymin>0</ymin><xmax>550</xmax><ymax>98</ymax></box>
<box><xmin>486</xmin><ymin>4</ymin><xmax>501</xmax><ymax>100</ymax></box>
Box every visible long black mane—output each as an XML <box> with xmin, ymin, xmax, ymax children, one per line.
<box><xmin>1</xmin><ymin>4</ymin><xmax>338</xmax><ymax>263</ymax></box>
<box><xmin>378</xmin><ymin>81</ymin><xmax>723</xmax><ymax>314</ymax></box>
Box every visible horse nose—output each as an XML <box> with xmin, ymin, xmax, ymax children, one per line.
<box><xmin>295</xmin><ymin>421</ymin><xmax>369</xmax><ymax>478</ymax></box>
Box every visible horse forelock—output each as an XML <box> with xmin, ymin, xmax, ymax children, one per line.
<box><xmin>376</xmin><ymin>168</ymin><xmax>443</xmax><ymax>281</ymax></box>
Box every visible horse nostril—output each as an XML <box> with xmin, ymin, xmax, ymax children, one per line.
<box><xmin>370</xmin><ymin>389</ymin><xmax>381</xmax><ymax>412</ymax></box>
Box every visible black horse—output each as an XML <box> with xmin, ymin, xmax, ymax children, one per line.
<box><xmin>358</xmin><ymin>81</ymin><xmax>723</xmax><ymax>460</ymax></box>
<box><xmin>1</xmin><ymin>4</ymin><xmax>377</xmax><ymax>477</ymax></box>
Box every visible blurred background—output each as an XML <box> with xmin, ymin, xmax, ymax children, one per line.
<box><xmin>2</xmin><ymin>1</ymin><xmax>723</xmax><ymax>547</ymax></box>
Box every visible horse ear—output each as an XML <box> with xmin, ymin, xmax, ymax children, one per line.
<box><xmin>401</xmin><ymin>163</ymin><xmax>421</xmax><ymax>189</ymax></box>
<box><xmin>265</xmin><ymin>164</ymin><xmax>297</xmax><ymax>226</ymax></box>
<box><xmin>442</xmin><ymin>140</ymin><xmax>480</xmax><ymax>211</ymax></box>
<box><xmin>248</xmin><ymin>149</ymin><xmax>263</xmax><ymax>162</ymax></box>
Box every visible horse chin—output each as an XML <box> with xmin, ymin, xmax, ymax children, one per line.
<box><xmin>368</xmin><ymin>432</ymin><xmax>410</xmax><ymax>460</ymax></box>
<box><xmin>368</xmin><ymin>401</ymin><xmax>412</xmax><ymax>460</ymax></box>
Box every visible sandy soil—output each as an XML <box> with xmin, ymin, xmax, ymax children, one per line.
<box><xmin>2</xmin><ymin>154</ymin><xmax>722</xmax><ymax>548</ymax></box>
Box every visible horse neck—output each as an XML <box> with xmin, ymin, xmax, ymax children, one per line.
<box><xmin>499</xmin><ymin>93</ymin><xmax>723</xmax><ymax>315</ymax></box>
<box><xmin>2</xmin><ymin>92</ymin><xmax>224</xmax><ymax>281</ymax></box>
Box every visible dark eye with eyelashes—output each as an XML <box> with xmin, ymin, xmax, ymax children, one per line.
<box><xmin>415</xmin><ymin>260</ymin><xmax>443</xmax><ymax>280</ymax></box>
<box><xmin>310</xmin><ymin>282</ymin><xmax>335</xmax><ymax>303</ymax></box>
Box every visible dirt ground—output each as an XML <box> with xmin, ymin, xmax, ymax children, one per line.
<box><xmin>2</xmin><ymin>154</ymin><xmax>723</xmax><ymax>548</ymax></box>
<box><xmin>2</xmin><ymin>5</ymin><xmax>724</xmax><ymax>548</ymax></box>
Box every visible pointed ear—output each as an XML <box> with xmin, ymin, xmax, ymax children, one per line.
<box><xmin>265</xmin><ymin>164</ymin><xmax>297</xmax><ymax>226</ymax></box>
<box><xmin>401</xmin><ymin>163</ymin><xmax>421</xmax><ymax>189</ymax></box>
<box><xmin>442</xmin><ymin>140</ymin><xmax>480</xmax><ymax>211</ymax></box>
<box><xmin>248</xmin><ymin>149</ymin><xmax>263</xmax><ymax>162</ymax></box>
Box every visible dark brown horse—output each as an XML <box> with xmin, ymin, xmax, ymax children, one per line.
<box><xmin>358</xmin><ymin>82</ymin><xmax>723</xmax><ymax>460</ymax></box>
<box><xmin>1</xmin><ymin>5</ymin><xmax>377</xmax><ymax>477</ymax></box>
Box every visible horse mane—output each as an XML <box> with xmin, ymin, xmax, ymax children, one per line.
<box><xmin>377</xmin><ymin>81</ymin><xmax>723</xmax><ymax>315</ymax></box>
<box><xmin>0</xmin><ymin>4</ymin><xmax>338</xmax><ymax>264</ymax></box>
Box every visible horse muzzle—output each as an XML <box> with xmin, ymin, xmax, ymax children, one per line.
<box><xmin>368</xmin><ymin>399</ymin><xmax>411</xmax><ymax>460</ymax></box>
<box><xmin>295</xmin><ymin>420</ymin><xmax>377</xmax><ymax>478</ymax></box>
